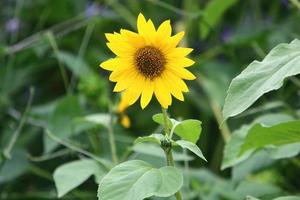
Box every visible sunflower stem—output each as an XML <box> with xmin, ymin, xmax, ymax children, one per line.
<box><xmin>161</xmin><ymin>107</ymin><xmax>183</xmax><ymax>200</ymax></box>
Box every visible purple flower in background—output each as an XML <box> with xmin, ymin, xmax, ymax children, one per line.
<box><xmin>5</xmin><ymin>17</ymin><xmax>21</xmax><ymax>33</ymax></box>
<box><xmin>221</xmin><ymin>27</ymin><xmax>233</xmax><ymax>42</ymax></box>
<box><xmin>85</xmin><ymin>2</ymin><xmax>101</xmax><ymax>18</ymax></box>
<box><xmin>281</xmin><ymin>0</ymin><xmax>289</xmax><ymax>8</ymax></box>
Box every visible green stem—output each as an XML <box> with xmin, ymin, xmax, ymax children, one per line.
<box><xmin>108</xmin><ymin>105</ymin><xmax>118</xmax><ymax>164</ymax></box>
<box><xmin>46</xmin><ymin>31</ymin><xmax>69</xmax><ymax>93</ymax></box>
<box><xmin>161</xmin><ymin>108</ymin><xmax>170</xmax><ymax>137</ymax></box>
<box><xmin>161</xmin><ymin>107</ymin><xmax>183</xmax><ymax>200</ymax></box>
<box><xmin>210</xmin><ymin>101</ymin><xmax>231</xmax><ymax>143</ymax></box>
<box><xmin>3</xmin><ymin>87</ymin><xmax>35</xmax><ymax>159</ymax></box>
<box><xmin>45</xmin><ymin>129</ymin><xmax>111</xmax><ymax>170</ymax></box>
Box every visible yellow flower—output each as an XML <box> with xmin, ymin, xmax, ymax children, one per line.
<box><xmin>100</xmin><ymin>13</ymin><xmax>195</xmax><ymax>109</ymax></box>
<box><xmin>117</xmin><ymin>94</ymin><xmax>131</xmax><ymax>128</ymax></box>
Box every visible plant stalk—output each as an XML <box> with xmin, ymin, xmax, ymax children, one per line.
<box><xmin>108</xmin><ymin>105</ymin><xmax>118</xmax><ymax>164</ymax></box>
<box><xmin>161</xmin><ymin>107</ymin><xmax>183</xmax><ymax>200</ymax></box>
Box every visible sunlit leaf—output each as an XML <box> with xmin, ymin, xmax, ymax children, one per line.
<box><xmin>97</xmin><ymin>160</ymin><xmax>183</xmax><ymax>200</ymax></box>
<box><xmin>223</xmin><ymin>39</ymin><xmax>300</xmax><ymax>121</ymax></box>
<box><xmin>240</xmin><ymin>120</ymin><xmax>300</xmax><ymax>155</ymax></box>
<box><xmin>173</xmin><ymin>120</ymin><xmax>202</xmax><ymax>143</ymax></box>
<box><xmin>152</xmin><ymin>113</ymin><xmax>202</xmax><ymax>143</ymax></box>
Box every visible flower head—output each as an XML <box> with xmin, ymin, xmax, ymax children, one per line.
<box><xmin>5</xmin><ymin>18</ymin><xmax>21</xmax><ymax>33</ymax></box>
<box><xmin>100</xmin><ymin>13</ymin><xmax>195</xmax><ymax>109</ymax></box>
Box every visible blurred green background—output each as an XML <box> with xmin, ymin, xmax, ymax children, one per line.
<box><xmin>1</xmin><ymin>0</ymin><xmax>300</xmax><ymax>199</ymax></box>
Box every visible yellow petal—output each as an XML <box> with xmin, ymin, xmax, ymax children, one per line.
<box><xmin>167</xmin><ymin>66</ymin><xmax>196</xmax><ymax>80</ymax></box>
<box><xmin>161</xmin><ymin>72</ymin><xmax>184</xmax><ymax>101</ymax></box>
<box><xmin>109</xmin><ymin>67</ymin><xmax>134</xmax><ymax>82</ymax></box>
<box><xmin>167</xmin><ymin>47</ymin><xmax>193</xmax><ymax>58</ymax></box>
<box><xmin>137</xmin><ymin>13</ymin><xmax>148</xmax><ymax>35</ymax></box>
<box><xmin>167</xmin><ymin>57</ymin><xmax>195</xmax><ymax>68</ymax></box>
<box><xmin>147</xmin><ymin>19</ymin><xmax>156</xmax><ymax>33</ymax></box>
<box><xmin>162</xmin><ymin>31</ymin><xmax>185</xmax><ymax>53</ymax></box>
<box><xmin>154</xmin><ymin>77</ymin><xmax>172</xmax><ymax>108</ymax></box>
<box><xmin>106</xmin><ymin>42</ymin><xmax>135</xmax><ymax>57</ymax></box>
<box><xmin>157</xmin><ymin>20</ymin><xmax>171</xmax><ymax>37</ymax></box>
<box><xmin>120</xmin><ymin>29</ymin><xmax>145</xmax><ymax>49</ymax></box>
<box><xmin>165</xmin><ymin>71</ymin><xmax>189</xmax><ymax>92</ymax></box>
<box><xmin>113</xmin><ymin>70</ymin><xmax>139</xmax><ymax>92</ymax></box>
<box><xmin>140</xmin><ymin>79</ymin><xmax>154</xmax><ymax>109</ymax></box>
<box><xmin>100</xmin><ymin>58</ymin><xmax>132</xmax><ymax>71</ymax></box>
<box><xmin>122</xmin><ymin>76</ymin><xmax>145</xmax><ymax>105</ymax></box>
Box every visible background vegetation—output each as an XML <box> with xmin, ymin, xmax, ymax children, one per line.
<box><xmin>0</xmin><ymin>0</ymin><xmax>300</xmax><ymax>199</ymax></box>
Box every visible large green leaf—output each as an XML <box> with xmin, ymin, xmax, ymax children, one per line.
<box><xmin>223</xmin><ymin>39</ymin><xmax>300</xmax><ymax>121</ymax></box>
<box><xmin>200</xmin><ymin>0</ymin><xmax>237</xmax><ymax>39</ymax></box>
<box><xmin>249</xmin><ymin>196</ymin><xmax>300</xmax><ymax>200</ymax></box>
<box><xmin>222</xmin><ymin>114</ymin><xmax>294</xmax><ymax>169</ymax></box>
<box><xmin>97</xmin><ymin>160</ymin><xmax>183</xmax><ymax>200</ymax></box>
<box><xmin>175</xmin><ymin>140</ymin><xmax>207</xmax><ymax>161</ymax></box>
<box><xmin>54</xmin><ymin>159</ymin><xmax>105</xmax><ymax>198</ymax></box>
<box><xmin>240</xmin><ymin>120</ymin><xmax>300</xmax><ymax>155</ymax></box>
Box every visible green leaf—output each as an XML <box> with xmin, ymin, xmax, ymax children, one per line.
<box><xmin>54</xmin><ymin>159</ymin><xmax>105</xmax><ymax>198</ymax></box>
<box><xmin>240</xmin><ymin>120</ymin><xmax>300</xmax><ymax>155</ymax></box>
<box><xmin>223</xmin><ymin>39</ymin><xmax>300</xmax><ymax>121</ymax></box>
<box><xmin>0</xmin><ymin>149</ymin><xmax>29</xmax><ymax>184</ymax></box>
<box><xmin>97</xmin><ymin>160</ymin><xmax>183</xmax><ymax>200</ymax></box>
<box><xmin>44</xmin><ymin>95</ymin><xmax>83</xmax><ymax>153</ymax></box>
<box><xmin>56</xmin><ymin>51</ymin><xmax>93</xmax><ymax>78</ymax></box>
<box><xmin>152</xmin><ymin>113</ymin><xmax>202</xmax><ymax>143</ymax></box>
<box><xmin>200</xmin><ymin>0</ymin><xmax>237</xmax><ymax>39</ymax></box>
<box><xmin>77</xmin><ymin>113</ymin><xmax>110</xmax><ymax>129</ymax></box>
<box><xmin>273</xmin><ymin>196</ymin><xmax>300</xmax><ymax>200</ymax></box>
<box><xmin>266</xmin><ymin>143</ymin><xmax>300</xmax><ymax>159</ymax></box>
<box><xmin>133</xmin><ymin>143</ymin><xmax>193</xmax><ymax>161</ymax></box>
<box><xmin>222</xmin><ymin>114</ymin><xmax>294</xmax><ymax>169</ymax></box>
<box><xmin>152</xmin><ymin>113</ymin><xmax>173</xmax><ymax>129</ymax></box>
<box><xmin>173</xmin><ymin>120</ymin><xmax>202</xmax><ymax>143</ymax></box>
<box><xmin>175</xmin><ymin>140</ymin><xmax>207</xmax><ymax>161</ymax></box>
<box><xmin>134</xmin><ymin>134</ymin><xmax>164</xmax><ymax>145</ymax></box>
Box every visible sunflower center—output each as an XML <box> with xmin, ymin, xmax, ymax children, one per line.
<box><xmin>135</xmin><ymin>46</ymin><xmax>166</xmax><ymax>79</ymax></box>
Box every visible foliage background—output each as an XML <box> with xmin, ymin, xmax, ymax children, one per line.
<box><xmin>0</xmin><ymin>0</ymin><xmax>300</xmax><ymax>199</ymax></box>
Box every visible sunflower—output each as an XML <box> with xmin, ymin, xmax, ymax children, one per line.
<box><xmin>100</xmin><ymin>13</ymin><xmax>195</xmax><ymax>109</ymax></box>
